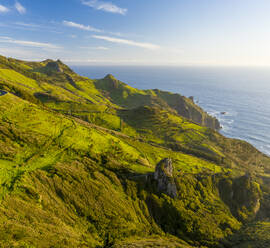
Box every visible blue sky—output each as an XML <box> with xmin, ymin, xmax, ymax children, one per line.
<box><xmin>1</xmin><ymin>0</ymin><xmax>270</xmax><ymax>66</ymax></box>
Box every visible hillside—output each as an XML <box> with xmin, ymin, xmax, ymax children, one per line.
<box><xmin>0</xmin><ymin>55</ymin><xmax>220</xmax><ymax>130</ymax></box>
<box><xmin>0</xmin><ymin>55</ymin><xmax>270</xmax><ymax>248</ymax></box>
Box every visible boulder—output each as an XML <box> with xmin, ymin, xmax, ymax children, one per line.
<box><xmin>154</xmin><ymin>158</ymin><xmax>177</xmax><ymax>198</ymax></box>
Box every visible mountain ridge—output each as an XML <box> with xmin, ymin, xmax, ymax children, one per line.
<box><xmin>0</xmin><ymin>55</ymin><xmax>269</xmax><ymax>247</ymax></box>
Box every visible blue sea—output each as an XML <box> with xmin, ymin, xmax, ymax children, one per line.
<box><xmin>71</xmin><ymin>65</ymin><xmax>270</xmax><ymax>156</ymax></box>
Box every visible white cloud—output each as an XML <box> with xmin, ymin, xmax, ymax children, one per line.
<box><xmin>92</xmin><ymin>35</ymin><xmax>160</xmax><ymax>50</ymax></box>
<box><xmin>0</xmin><ymin>4</ymin><xmax>9</xmax><ymax>13</ymax></box>
<box><xmin>63</xmin><ymin>20</ymin><xmax>102</xmax><ymax>33</ymax></box>
<box><xmin>81</xmin><ymin>0</ymin><xmax>127</xmax><ymax>15</ymax></box>
<box><xmin>63</xmin><ymin>20</ymin><xmax>128</xmax><ymax>37</ymax></box>
<box><xmin>15</xmin><ymin>1</ymin><xmax>26</xmax><ymax>14</ymax></box>
<box><xmin>0</xmin><ymin>37</ymin><xmax>61</xmax><ymax>49</ymax></box>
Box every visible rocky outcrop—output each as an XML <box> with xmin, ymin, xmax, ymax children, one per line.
<box><xmin>153</xmin><ymin>90</ymin><xmax>221</xmax><ymax>130</ymax></box>
<box><xmin>168</xmin><ymin>96</ymin><xmax>220</xmax><ymax>130</ymax></box>
<box><xmin>45</xmin><ymin>61</ymin><xmax>63</xmax><ymax>73</ymax></box>
<box><xmin>41</xmin><ymin>59</ymin><xmax>74</xmax><ymax>75</ymax></box>
<box><xmin>154</xmin><ymin>158</ymin><xmax>177</xmax><ymax>198</ymax></box>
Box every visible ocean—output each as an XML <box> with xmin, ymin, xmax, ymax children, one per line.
<box><xmin>71</xmin><ymin>65</ymin><xmax>270</xmax><ymax>156</ymax></box>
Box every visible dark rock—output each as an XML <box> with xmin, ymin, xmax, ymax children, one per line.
<box><xmin>154</xmin><ymin>158</ymin><xmax>177</xmax><ymax>198</ymax></box>
<box><xmin>153</xmin><ymin>90</ymin><xmax>221</xmax><ymax>130</ymax></box>
<box><xmin>45</xmin><ymin>61</ymin><xmax>63</xmax><ymax>73</ymax></box>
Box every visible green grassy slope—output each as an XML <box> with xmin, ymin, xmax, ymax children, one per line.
<box><xmin>0</xmin><ymin>56</ymin><xmax>219</xmax><ymax>130</ymax></box>
<box><xmin>0</xmin><ymin>55</ymin><xmax>270</xmax><ymax>247</ymax></box>
<box><xmin>0</xmin><ymin>55</ymin><xmax>268</xmax><ymax>175</ymax></box>
<box><xmin>94</xmin><ymin>74</ymin><xmax>220</xmax><ymax>130</ymax></box>
<box><xmin>0</xmin><ymin>93</ymin><xmax>239</xmax><ymax>247</ymax></box>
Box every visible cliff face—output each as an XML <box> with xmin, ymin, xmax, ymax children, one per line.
<box><xmin>153</xmin><ymin>90</ymin><xmax>221</xmax><ymax>130</ymax></box>
<box><xmin>171</xmin><ymin>96</ymin><xmax>220</xmax><ymax>130</ymax></box>
<box><xmin>154</xmin><ymin>158</ymin><xmax>177</xmax><ymax>198</ymax></box>
<box><xmin>94</xmin><ymin>75</ymin><xmax>221</xmax><ymax>130</ymax></box>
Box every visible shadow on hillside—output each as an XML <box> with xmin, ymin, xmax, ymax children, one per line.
<box><xmin>119</xmin><ymin>168</ymin><xmax>267</xmax><ymax>248</ymax></box>
<box><xmin>218</xmin><ymin>222</ymin><xmax>270</xmax><ymax>248</ymax></box>
<box><xmin>117</xmin><ymin>170</ymin><xmax>196</xmax><ymax>246</ymax></box>
<box><xmin>0</xmin><ymin>90</ymin><xmax>7</xmax><ymax>96</ymax></box>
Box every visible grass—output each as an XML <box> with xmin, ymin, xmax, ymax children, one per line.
<box><xmin>0</xmin><ymin>69</ymin><xmax>40</xmax><ymax>89</ymax></box>
<box><xmin>113</xmin><ymin>235</ymin><xmax>193</xmax><ymax>248</ymax></box>
<box><xmin>229</xmin><ymin>222</ymin><xmax>270</xmax><ymax>248</ymax></box>
<box><xmin>0</xmin><ymin>93</ymin><xmax>239</xmax><ymax>247</ymax></box>
<box><xmin>0</xmin><ymin>55</ymin><xmax>269</xmax><ymax>247</ymax></box>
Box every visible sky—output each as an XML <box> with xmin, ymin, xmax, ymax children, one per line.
<box><xmin>1</xmin><ymin>0</ymin><xmax>270</xmax><ymax>66</ymax></box>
